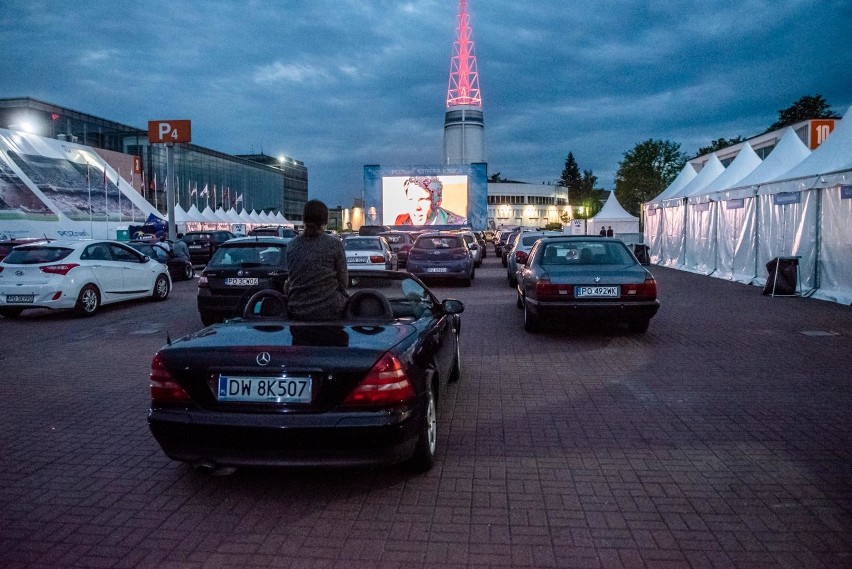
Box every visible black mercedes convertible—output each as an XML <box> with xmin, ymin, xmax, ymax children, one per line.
<box><xmin>148</xmin><ymin>270</ymin><xmax>463</xmax><ymax>473</ymax></box>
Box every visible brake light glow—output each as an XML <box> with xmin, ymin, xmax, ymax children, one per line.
<box><xmin>535</xmin><ymin>279</ymin><xmax>573</xmax><ymax>300</ymax></box>
<box><xmin>515</xmin><ymin>250</ymin><xmax>529</xmax><ymax>264</ymax></box>
<box><xmin>369</xmin><ymin>255</ymin><xmax>385</xmax><ymax>263</ymax></box>
<box><xmin>450</xmin><ymin>249</ymin><xmax>469</xmax><ymax>259</ymax></box>
<box><xmin>40</xmin><ymin>263</ymin><xmax>79</xmax><ymax>276</ymax></box>
<box><xmin>622</xmin><ymin>277</ymin><xmax>657</xmax><ymax>299</ymax></box>
<box><xmin>342</xmin><ymin>353</ymin><xmax>415</xmax><ymax>406</ymax></box>
<box><xmin>150</xmin><ymin>353</ymin><xmax>192</xmax><ymax>403</ymax></box>
<box><xmin>197</xmin><ymin>275</ymin><xmax>208</xmax><ymax>288</ymax></box>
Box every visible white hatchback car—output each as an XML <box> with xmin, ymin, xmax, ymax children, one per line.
<box><xmin>0</xmin><ymin>239</ymin><xmax>172</xmax><ymax>318</ymax></box>
<box><xmin>342</xmin><ymin>236</ymin><xmax>396</xmax><ymax>271</ymax></box>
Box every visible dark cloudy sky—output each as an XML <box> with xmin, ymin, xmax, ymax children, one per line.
<box><xmin>1</xmin><ymin>0</ymin><xmax>850</xmax><ymax>207</ymax></box>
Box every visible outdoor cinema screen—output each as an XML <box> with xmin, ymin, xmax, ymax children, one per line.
<box><xmin>381</xmin><ymin>175</ymin><xmax>468</xmax><ymax>226</ymax></box>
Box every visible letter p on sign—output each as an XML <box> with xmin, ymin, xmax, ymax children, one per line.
<box><xmin>148</xmin><ymin>120</ymin><xmax>192</xmax><ymax>144</ymax></box>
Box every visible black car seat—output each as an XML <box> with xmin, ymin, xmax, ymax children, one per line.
<box><xmin>343</xmin><ymin>290</ymin><xmax>394</xmax><ymax>322</ymax></box>
<box><xmin>579</xmin><ymin>248</ymin><xmax>594</xmax><ymax>264</ymax></box>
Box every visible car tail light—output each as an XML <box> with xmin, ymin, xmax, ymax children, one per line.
<box><xmin>40</xmin><ymin>263</ymin><xmax>79</xmax><ymax>276</ymax></box>
<box><xmin>408</xmin><ymin>250</ymin><xmax>424</xmax><ymax>260</ymax></box>
<box><xmin>622</xmin><ymin>276</ymin><xmax>657</xmax><ymax>299</ymax></box>
<box><xmin>535</xmin><ymin>279</ymin><xmax>573</xmax><ymax>300</ymax></box>
<box><xmin>450</xmin><ymin>248</ymin><xmax>469</xmax><ymax>259</ymax></box>
<box><xmin>197</xmin><ymin>275</ymin><xmax>208</xmax><ymax>288</ymax></box>
<box><xmin>369</xmin><ymin>255</ymin><xmax>385</xmax><ymax>263</ymax></box>
<box><xmin>0</xmin><ymin>267</ymin><xmax>3</xmax><ymax>274</ymax></box>
<box><xmin>399</xmin><ymin>245</ymin><xmax>412</xmax><ymax>253</ymax></box>
<box><xmin>150</xmin><ymin>353</ymin><xmax>191</xmax><ymax>403</ymax></box>
<box><xmin>515</xmin><ymin>250</ymin><xmax>529</xmax><ymax>264</ymax></box>
<box><xmin>342</xmin><ymin>353</ymin><xmax>415</xmax><ymax>406</ymax></box>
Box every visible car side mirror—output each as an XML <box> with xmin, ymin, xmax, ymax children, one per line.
<box><xmin>141</xmin><ymin>255</ymin><xmax>150</xmax><ymax>262</ymax></box>
<box><xmin>441</xmin><ymin>299</ymin><xmax>464</xmax><ymax>314</ymax></box>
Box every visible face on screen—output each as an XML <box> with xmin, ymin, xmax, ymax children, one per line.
<box><xmin>404</xmin><ymin>184</ymin><xmax>436</xmax><ymax>225</ymax></box>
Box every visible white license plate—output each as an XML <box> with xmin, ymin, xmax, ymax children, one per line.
<box><xmin>575</xmin><ymin>286</ymin><xmax>619</xmax><ymax>298</ymax></box>
<box><xmin>6</xmin><ymin>295</ymin><xmax>34</xmax><ymax>303</ymax></box>
<box><xmin>224</xmin><ymin>277</ymin><xmax>258</xmax><ymax>286</ymax></box>
<box><xmin>347</xmin><ymin>257</ymin><xmax>367</xmax><ymax>263</ymax></box>
<box><xmin>426</xmin><ymin>267</ymin><xmax>448</xmax><ymax>273</ymax></box>
<box><xmin>217</xmin><ymin>375</ymin><xmax>312</xmax><ymax>403</ymax></box>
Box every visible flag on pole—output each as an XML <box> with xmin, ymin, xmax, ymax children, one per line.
<box><xmin>116</xmin><ymin>167</ymin><xmax>121</xmax><ymax>221</ymax></box>
<box><xmin>235</xmin><ymin>193</ymin><xmax>243</xmax><ymax>205</ymax></box>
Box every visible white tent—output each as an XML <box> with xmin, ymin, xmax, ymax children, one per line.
<box><xmin>682</xmin><ymin>144</ymin><xmax>762</xmax><ymax>275</ymax></box>
<box><xmin>589</xmin><ymin>191</ymin><xmax>639</xmax><ymax>237</ymax></box>
<box><xmin>645</xmin><ymin>163</ymin><xmax>697</xmax><ymax>264</ymax></box>
<box><xmin>239</xmin><ymin>209</ymin><xmax>254</xmax><ymax>223</ymax></box>
<box><xmin>213</xmin><ymin>207</ymin><xmax>231</xmax><ymax>223</ymax></box>
<box><xmin>759</xmin><ymin>107</ymin><xmax>852</xmax><ymax>300</ymax></box>
<box><xmin>200</xmin><ymin>206</ymin><xmax>219</xmax><ymax>222</ymax></box>
<box><xmin>185</xmin><ymin>204</ymin><xmax>204</xmax><ymax>222</ymax></box>
<box><xmin>173</xmin><ymin>204</ymin><xmax>188</xmax><ymax>223</ymax></box>
<box><xmin>249</xmin><ymin>210</ymin><xmax>263</xmax><ymax>222</ymax></box>
<box><xmin>660</xmin><ymin>155</ymin><xmax>725</xmax><ymax>267</ymax></box>
<box><xmin>226</xmin><ymin>208</ymin><xmax>243</xmax><ymax>223</ymax></box>
<box><xmin>710</xmin><ymin>128</ymin><xmax>811</xmax><ymax>283</ymax></box>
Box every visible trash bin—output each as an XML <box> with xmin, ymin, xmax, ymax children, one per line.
<box><xmin>762</xmin><ymin>257</ymin><xmax>799</xmax><ymax>296</ymax></box>
<box><xmin>115</xmin><ymin>228</ymin><xmax>129</xmax><ymax>242</ymax></box>
<box><xmin>633</xmin><ymin>243</ymin><xmax>650</xmax><ymax>265</ymax></box>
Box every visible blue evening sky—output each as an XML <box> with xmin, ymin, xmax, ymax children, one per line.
<box><xmin>1</xmin><ymin>0</ymin><xmax>849</xmax><ymax>206</ymax></box>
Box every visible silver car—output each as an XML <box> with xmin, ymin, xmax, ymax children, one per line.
<box><xmin>506</xmin><ymin>230</ymin><xmax>563</xmax><ymax>287</ymax></box>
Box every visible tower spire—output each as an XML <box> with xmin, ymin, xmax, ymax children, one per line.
<box><xmin>447</xmin><ymin>0</ymin><xmax>481</xmax><ymax>107</ymax></box>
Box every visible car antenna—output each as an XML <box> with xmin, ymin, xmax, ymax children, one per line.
<box><xmin>166</xmin><ymin>331</ymin><xmax>172</xmax><ymax>346</ymax></box>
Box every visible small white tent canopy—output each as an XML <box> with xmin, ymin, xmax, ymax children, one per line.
<box><xmin>682</xmin><ymin>144</ymin><xmax>763</xmax><ymax>275</ymax></box>
<box><xmin>589</xmin><ymin>191</ymin><xmax>639</xmax><ymax>236</ymax></box>
<box><xmin>649</xmin><ymin>163</ymin><xmax>697</xmax><ymax>204</ymax></box>
<box><xmin>709</xmin><ymin>129</ymin><xmax>811</xmax><ymax>284</ymax></box>
<box><xmin>214</xmin><ymin>208</ymin><xmax>231</xmax><ymax>223</ymax></box>
<box><xmin>226</xmin><ymin>208</ymin><xmax>243</xmax><ymax>223</ymax></box>
<box><xmin>173</xmin><ymin>204</ymin><xmax>188</xmax><ymax>223</ymax></box>
<box><xmin>239</xmin><ymin>209</ymin><xmax>254</xmax><ymax>223</ymax></box>
<box><xmin>660</xmin><ymin>156</ymin><xmax>726</xmax><ymax>267</ymax></box>
<box><xmin>645</xmin><ymin>163</ymin><xmax>697</xmax><ymax>264</ymax></box>
<box><xmin>200</xmin><ymin>206</ymin><xmax>219</xmax><ymax>222</ymax></box>
<box><xmin>250</xmin><ymin>210</ymin><xmax>263</xmax><ymax>222</ymax></box>
<box><xmin>185</xmin><ymin>204</ymin><xmax>204</xmax><ymax>222</ymax></box>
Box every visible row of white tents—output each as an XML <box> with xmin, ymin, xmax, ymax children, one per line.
<box><xmin>644</xmin><ymin>106</ymin><xmax>852</xmax><ymax>304</ymax></box>
<box><xmin>173</xmin><ymin>204</ymin><xmax>293</xmax><ymax>231</ymax></box>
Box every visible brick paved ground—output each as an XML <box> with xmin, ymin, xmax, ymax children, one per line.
<box><xmin>0</xmin><ymin>255</ymin><xmax>850</xmax><ymax>568</ymax></box>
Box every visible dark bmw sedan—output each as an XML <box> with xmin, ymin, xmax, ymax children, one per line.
<box><xmin>405</xmin><ymin>232</ymin><xmax>474</xmax><ymax>286</ymax></box>
<box><xmin>197</xmin><ymin>236</ymin><xmax>289</xmax><ymax>326</ymax></box>
<box><xmin>517</xmin><ymin>236</ymin><xmax>659</xmax><ymax>333</ymax></box>
<box><xmin>127</xmin><ymin>241</ymin><xmax>194</xmax><ymax>281</ymax></box>
<box><xmin>149</xmin><ymin>270</ymin><xmax>464</xmax><ymax>473</ymax></box>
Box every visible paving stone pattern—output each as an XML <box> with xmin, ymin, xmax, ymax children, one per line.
<box><xmin>0</xmin><ymin>255</ymin><xmax>850</xmax><ymax>568</ymax></box>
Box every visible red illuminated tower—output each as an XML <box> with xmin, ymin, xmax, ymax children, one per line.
<box><xmin>443</xmin><ymin>0</ymin><xmax>485</xmax><ymax>165</ymax></box>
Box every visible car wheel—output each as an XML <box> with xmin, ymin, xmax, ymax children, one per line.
<box><xmin>408</xmin><ymin>381</ymin><xmax>437</xmax><ymax>472</ymax></box>
<box><xmin>199</xmin><ymin>311</ymin><xmax>220</xmax><ymax>327</ymax></box>
<box><xmin>152</xmin><ymin>274</ymin><xmax>170</xmax><ymax>301</ymax></box>
<box><xmin>183</xmin><ymin>264</ymin><xmax>194</xmax><ymax>280</ymax></box>
<box><xmin>74</xmin><ymin>284</ymin><xmax>100</xmax><ymax>317</ymax></box>
<box><xmin>448</xmin><ymin>333</ymin><xmax>461</xmax><ymax>383</ymax></box>
<box><xmin>523</xmin><ymin>299</ymin><xmax>540</xmax><ymax>332</ymax></box>
<box><xmin>628</xmin><ymin>318</ymin><xmax>650</xmax><ymax>333</ymax></box>
<box><xmin>516</xmin><ymin>292</ymin><xmax>523</xmax><ymax>309</ymax></box>
<box><xmin>0</xmin><ymin>307</ymin><xmax>24</xmax><ymax>319</ymax></box>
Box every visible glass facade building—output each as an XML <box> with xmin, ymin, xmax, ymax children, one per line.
<box><xmin>0</xmin><ymin>98</ymin><xmax>307</xmax><ymax>220</ymax></box>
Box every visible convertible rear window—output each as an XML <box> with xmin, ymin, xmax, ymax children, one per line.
<box><xmin>4</xmin><ymin>246</ymin><xmax>72</xmax><ymax>265</ymax></box>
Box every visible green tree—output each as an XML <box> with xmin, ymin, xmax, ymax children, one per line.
<box><xmin>560</xmin><ymin>152</ymin><xmax>583</xmax><ymax>204</ymax></box>
<box><xmin>543</xmin><ymin>222</ymin><xmax>562</xmax><ymax>231</ymax></box>
<box><xmin>696</xmin><ymin>136</ymin><xmax>745</xmax><ymax>157</ymax></box>
<box><xmin>768</xmin><ymin>94</ymin><xmax>840</xmax><ymax>131</ymax></box>
<box><xmin>614</xmin><ymin>139</ymin><xmax>687</xmax><ymax>216</ymax></box>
